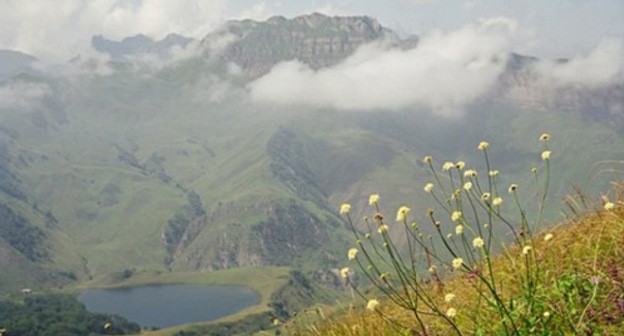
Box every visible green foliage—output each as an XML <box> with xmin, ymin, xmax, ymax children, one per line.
<box><xmin>0</xmin><ymin>203</ymin><xmax>47</xmax><ymax>261</ymax></box>
<box><xmin>0</xmin><ymin>294</ymin><xmax>140</xmax><ymax>336</ymax></box>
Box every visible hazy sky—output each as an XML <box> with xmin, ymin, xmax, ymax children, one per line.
<box><xmin>0</xmin><ymin>0</ymin><xmax>622</xmax><ymax>60</ymax></box>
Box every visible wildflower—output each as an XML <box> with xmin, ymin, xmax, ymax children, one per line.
<box><xmin>451</xmin><ymin>189</ymin><xmax>461</xmax><ymax>199</ymax></box>
<box><xmin>411</xmin><ymin>222</ymin><xmax>418</xmax><ymax>229</ymax></box>
<box><xmin>340</xmin><ymin>203</ymin><xmax>351</xmax><ymax>214</ymax></box>
<box><xmin>366</xmin><ymin>299</ymin><xmax>379</xmax><ymax>311</ymax></box>
<box><xmin>380</xmin><ymin>273</ymin><xmax>390</xmax><ymax>281</ymax></box>
<box><xmin>273</xmin><ymin>318</ymin><xmax>280</xmax><ymax>326</ymax></box>
<box><xmin>377</xmin><ymin>224</ymin><xmax>389</xmax><ymax>234</ymax></box>
<box><xmin>451</xmin><ymin>211</ymin><xmax>462</xmax><ymax>222</ymax></box>
<box><xmin>508</xmin><ymin>184</ymin><xmax>518</xmax><ymax>193</ymax></box>
<box><xmin>455</xmin><ymin>161</ymin><xmax>465</xmax><ymax>170</ymax></box>
<box><xmin>452</xmin><ymin>258</ymin><xmax>463</xmax><ymax>269</ymax></box>
<box><xmin>481</xmin><ymin>192</ymin><xmax>491</xmax><ymax>201</ymax></box>
<box><xmin>483</xmin><ymin>223</ymin><xmax>489</xmax><ymax>228</ymax></box>
<box><xmin>539</xmin><ymin>133</ymin><xmax>551</xmax><ymax>142</ymax></box>
<box><xmin>541</xmin><ymin>150</ymin><xmax>551</xmax><ymax>161</ymax></box>
<box><xmin>522</xmin><ymin>245</ymin><xmax>532</xmax><ymax>255</ymax></box>
<box><xmin>589</xmin><ymin>275</ymin><xmax>601</xmax><ymax>285</ymax></box>
<box><xmin>104</xmin><ymin>323</ymin><xmax>112</xmax><ymax>330</ymax></box>
<box><xmin>365</xmin><ymin>233</ymin><xmax>371</xmax><ymax>239</ymax></box>
<box><xmin>423</xmin><ymin>156</ymin><xmax>432</xmax><ymax>164</ymax></box>
<box><xmin>442</xmin><ymin>161</ymin><xmax>454</xmax><ymax>171</ymax></box>
<box><xmin>374</xmin><ymin>212</ymin><xmax>383</xmax><ymax>222</ymax></box>
<box><xmin>543</xmin><ymin>311</ymin><xmax>551</xmax><ymax>318</ymax></box>
<box><xmin>464</xmin><ymin>169</ymin><xmax>477</xmax><ymax>177</ymax></box>
<box><xmin>532</xmin><ymin>167</ymin><xmax>538</xmax><ymax>175</ymax></box>
<box><xmin>428</xmin><ymin>265</ymin><xmax>437</xmax><ymax>273</ymax></box>
<box><xmin>492</xmin><ymin>197</ymin><xmax>503</xmax><ymax>206</ymax></box>
<box><xmin>369</xmin><ymin>194</ymin><xmax>379</xmax><ymax>205</ymax></box>
<box><xmin>446</xmin><ymin>308</ymin><xmax>457</xmax><ymax>318</ymax></box>
<box><xmin>426</xmin><ymin>208</ymin><xmax>434</xmax><ymax>217</ymax></box>
<box><xmin>444</xmin><ymin>293</ymin><xmax>456</xmax><ymax>303</ymax></box>
<box><xmin>544</xmin><ymin>233</ymin><xmax>553</xmax><ymax>241</ymax></box>
<box><xmin>424</xmin><ymin>183</ymin><xmax>434</xmax><ymax>193</ymax></box>
<box><xmin>348</xmin><ymin>248</ymin><xmax>358</xmax><ymax>260</ymax></box>
<box><xmin>489</xmin><ymin>170</ymin><xmax>499</xmax><ymax>176</ymax></box>
<box><xmin>396</xmin><ymin>206</ymin><xmax>410</xmax><ymax>222</ymax></box>
<box><xmin>604</xmin><ymin>202</ymin><xmax>615</xmax><ymax>210</ymax></box>
<box><xmin>473</xmin><ymin>237</ymin><xmax>485</xmax><ymax>248</ymax></box>
<box><xmin>340</xmin><ymin>267</ymin><xmax>350</xmax><ymax>278</ymax></box>
<box><xmin>446</xmin><ymin>233</ymin><xmax>452</xmax><ymax>239</ymax></box>
<box><xmin>455</xmin><ymin>225</ymin><xmax>464</xmax><ymax>235</ymax></box>
<box><xmin>478</xmin><ymin>141</ymin><xmax>489</xmax><ymax>150</ymax></box>
<box><xmin>463</xmin><ymin>182</ymin><xmax>472</xmax><ymax>190</ymax></box>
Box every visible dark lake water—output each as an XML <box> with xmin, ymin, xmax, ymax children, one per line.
<box><xmin>78</xmin><ymin>284</ymin><xmax>259</xmax><ymax>328</ymax></box>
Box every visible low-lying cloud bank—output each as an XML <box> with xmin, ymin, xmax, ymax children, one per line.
<box><xmin>0</xmin><ymin>0</ymin><xmax>227</xmax><ymax>61</ymax></box>
<box><xmin>248</xmin><ymin>18</ymin><xmax>623</xmax><ymax>115</ymax></box>
<box><xmin>533</xmin><ymin>38</ymin><xmax>624</xmax><ymax>88</ymax></box>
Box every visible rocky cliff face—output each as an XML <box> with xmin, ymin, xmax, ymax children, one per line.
<box><xmin>497</xmin><ymin>54</ymin><xmax>624</xmax><ymax>129</ymax></box>
<box><xmin>206</xmin><ymin>13</ymin><xmax>399</xmax><ymax>78</ymax></box>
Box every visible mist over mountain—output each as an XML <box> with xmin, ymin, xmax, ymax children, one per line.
<box><xmin>0</xmin><ymin>13</ymin><xmax>622</xmax><ymax>294</ymax></box>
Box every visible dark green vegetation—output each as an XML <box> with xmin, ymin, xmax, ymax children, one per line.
<box><xmin>0</xmin><ymin>294</ymin><xmax>140</xmax><ymax>336</ymax></box>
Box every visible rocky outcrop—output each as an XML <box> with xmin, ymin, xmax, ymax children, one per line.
<box><xmin>205</xmin><ymin>13</ymin><xmax>400</xmax><ymax>78</ymax></box>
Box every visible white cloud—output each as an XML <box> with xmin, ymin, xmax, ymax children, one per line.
<box><xmin>232</xmin><ymin>2</ymin><xmax>275</xmax><ymax>21</ymax></box>
<box><xmin>248</xmin><ymin>17</ymin><xmax>517</xmax><ymax>115</ymax></box>
<box><xmin>0</xmin><ymin>82</ymin><xmax>51</xmax><ymax>111</ymax></box>
<box><xmin>0</xmin><ymin>0</ymin><xmax>227</xmax><ymax>61</ymax></box>
<box><xmin>533</xmin><ymin>38</ymin><xmax>624</xmax><ymax>88</ymax></box>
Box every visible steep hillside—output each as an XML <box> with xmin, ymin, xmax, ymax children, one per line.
<box><xmin>0</xmin><ymin>13</ymin><xmax>622</xmax><ymax>295</ymax></box>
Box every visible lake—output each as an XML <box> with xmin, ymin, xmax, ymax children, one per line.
<box><xmin>78</xmin><ymin>284</ymin><xmax>260</xmax><ymax>328</ymax></box>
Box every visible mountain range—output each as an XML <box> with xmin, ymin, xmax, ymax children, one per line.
<box><xmin>0</xmin><ymin>13</ymin><xmax>622</xmax><ymax>294</ymax></box>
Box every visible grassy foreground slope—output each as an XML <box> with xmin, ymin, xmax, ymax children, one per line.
<box><xmin>294</xmin><ymin>187</ymin><xmax>624</xmax><ymax>335</ymax></box>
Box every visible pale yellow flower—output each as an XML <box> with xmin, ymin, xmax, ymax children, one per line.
<box><xmin>541</xmin><ymin>150</ymin><xmax>551</xmax><ymax>161</ymax></box>
<box><xmin>442</xmin><ymin>161</ymin><xmax>454</xmax><ymax>171</ymax></box>
<box><xmin>489</xmin><ymin>170</ymin><xmax>499</xmax><ymax>176</ymax></box>
<box><xmin>446</xmin><ymin>308</ymin><xmax>457</xmax><ymax>318</ymax></box>
<box><xmin>348</xmin><ymin>248</ymin><xmax>358</xmax><ymax>260</ymax></box>
<box><xmin>379</xmin><ymin>273</ymin><xmax>389</xmax><ymax>281</ymax></box>
<box><xmin>428</xmin><ymin>265</ymin><xmax>437</xmax><ymax>273</ymax></box>
<box><xmin>455</xmin><ymin>225</ymin><xmax>464</xmax><ymax>235</ymax></box>
<box><xmin>377</xmin><ymin>224</ymin><xmax>389</xmax><ymax>234</ymax></box>
<box><xmin>273</xmin><ymin>318</ymin><xmax>280</xmax><ymax>326</ymax></box>
<box><xmin>424</xmin><ymin>183</ymin><xmax>434</xmax><ymax>193</ymax></box>
<box><xmin>340</xmin><ymin>203</ymin><xmax>351</xmax><ymax>214</ymax></box>
<box><xmin>446</xmin><ymin>233</ymin><xmax>452</xmax><ymax>239</ymax></box>
<box><xmin>452</xmin><ymin>258</ymin><xmax>463</xmax><ymax>269</ymax></box>
<box><xmin>508</xmin><ymin>184</ymin><xmax>518</xmax><ymax>193</ymax></box>
<box><xmin>481</xmin><ymin>192</ymin><xmax>491</xmax><ymax>201</ymax></box>
<box><xmin>423</xmin><ymin>156</ymin><xmax>432</xmax><ymax>164</ymax></box>
<box><xmin>604</xmin><ymin>202</ymin><xmax>615</xmax><ymax>210</ymax></box>
<box><xmin>396</xmin><ymin>206</ymin><xmax>410</xmax><ymax>222</ymax></box>
<box><xmin>543</xmin><ymin>311</ymin><xmax>551</xmax><ymax>318</ymax></box>
<box><xmin>532</xmin><ymin>167</ymin><xmax>538</xmax><ymax>175</ymax></box>
<box><xmin>478</xmin><ymin>141</ymin><xmax>489</xmax><ymax>150</ymax></box>
<box><xmin>455</xmin><ymin>161</ymin><xmax>465</xmax><ymax>170</ymax></box>
<box><xmin>522</xmin><ymin>245</ymin><xmax>532</xmax><ymax>255</ymax></box>
<box><xmin>366</xmin><ymin>299</ymin><xmax>379</xmax><ymax>311</ymax></box>
<box><xmin>539</xmin><ymin>133</ymin><xmax>551</xmax><ymax>142</ymax></box>
<box><xmin>451</xmin><ymin>211</ymin><xmax>462</xmax><ymax>222</ymax></box>
<box><xmin>492</xmin><ymin>197</ymin><xmax>503</xmax><ymax>206</ymax></box>
<box><xmin>340</xmin><ymin>267</ymin><xmax>350</xmax><ymax>278</ymax></box>
<box><xmin>463</xmin><ymin>182</ymin><xmax>473</xmax><ymax>190</ymax></box>
<box><xmin>368</xmin><ymin>194</ymin><xmax>379</xmax><ymax>205</ymax></box>
<box><xmin>473</xmin><ymin>237</ymin><xmax>485</xmax><ymax>248</ymax></box>
<box><xmin>444</xmin><ymin>293</ymin><xmax>456</xmax><ymax>303</ymax></box>
<box><xmin>464</xmin><ymin>169</ymin><xmax>477</xmax><ymax>177</ymax></box>
<box><xmin>544</xmin><ymin>233</ymin><xmax>554</xmax><ymax>242</ymax></box>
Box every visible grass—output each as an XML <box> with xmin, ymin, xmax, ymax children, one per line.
<box><xmin>292</xmin><ymin>187</ymin><xmax>624</xmax><ymax>335</ymax></box>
